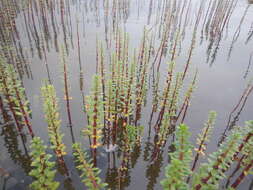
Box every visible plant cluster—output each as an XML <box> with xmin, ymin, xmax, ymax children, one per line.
<box><xmin>161</xmin><ymin>113</ymin><xmax>253</xmax><ymax>190</ymax></box>
<box><xmin>0</xmin><ymin>56</ymin><xmax>34</xmax><ymax>137</ymax></box>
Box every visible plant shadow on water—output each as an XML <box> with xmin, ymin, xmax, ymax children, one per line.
<box><xmin>0</xmin><ymin>0</ymin><xmax>253</xmax><ymax>189</ymax></box>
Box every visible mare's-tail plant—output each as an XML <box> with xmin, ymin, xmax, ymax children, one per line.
<box><xmin>41</xmin><ymin>82</ymin><xmax>69</xmax><ymax>176</ymax></box>
<box><xmin>8</xmin><ymin>62</ymin><xmax>34</xmax><ymax>137</ymax></box>
<box><xmin>192</xmin><ymin>128</ymin><xmax>243</xmax><ymax>190</ymax></box>
<box><xmin>161</xmin><ymin>113</ymin><xmax>253</xmax><ymax>189</ymax></box>
<box><xmin>121</xmin><ymin>57</ymin><xmax>137</xmax><ymax>128</ymax></box>
<box><xmin>29</xmin><ymin>137</ymin><xmax>59</xmax><ymax>190</ymax></box>
<box><xmin>226</xmin><ymin>120</ymin><xmax>253</xmax><ymax>188</ymax></box>
<box><xmin>105</xmin><ymin>44</ymin><xmax>136</xmax><ymax>148</ymax></box>
<box><xmin>177</xmin><ymin>69</ymin><xmax>198</xmax><ymax>123</ymax></box>
<box><xmin>154</xmin><ymin>62</ymin><xmax>175</xmax><ymax>132</ymax></box>
<box><xmin>160</xmin><ymin>124</ymin><xmax>192</xmax><ymax>189</ymax></box>
<box><xmin>118</xmin><ymin>124</ymin><xmax>144</xmax><ymax>183</ymax></box>
<box><xmin>0</xmin><ymin>56</ymin><xmax>34</xmax><ymax>137</ymax></box>
<box><xmin>83</xmin><ymin>75</ymin><xmax>103</xmax><ymax>167</ymax></box>
<box><xmin>0</xmin><ymin>57</ymin><xmax>23</xmax><ymax>135</ymax></box>
<box><xmin>72</xmin><ymin>143</ymin><xmax>107</xmax><ymax>190</ymax></box>
<box><xmin>153</xmin><ymin>65</ymin><xmax>198</xmax><ymax>159</ymax></box>
<box><xmin>135</xmin><ymin>29</ymin><xmax>150</xmax><ymax>126</ymax></box>
<box><xmin>229</xmin><ymin>122</ymin><xmax>253</xmax><ymax>189</ymax></box>
<box><xmin>187</xmin><ymin>111</ymin><xmax>216</xmax><ymax>183</ymax></box>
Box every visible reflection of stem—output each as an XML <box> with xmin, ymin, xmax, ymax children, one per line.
<box><xmin>245</xmin><ymin>21</ymin><xmax>253</xmax><ymax>44</ymax></box>
<box><xmin>62</xmin><ymin>55</ymin><xmax>75</xmax><ymax>143</ymax></box>
<box><xmin>231</xmin><ymin>159</ymin><xmax>253</xmax><ymax>188</ymax></box>
<box><xmin>244</xmin><ymin>53</ymin><xmax>253</xmax><ymax>79</ymax></box>
<box><xmin>228</xmin><ymin>5</ymin><xmax>250</xmax><ymax>60</ymax></box>
<box><xmin>64</xmin><ymin>64</ymin><xmax>72</xmax><ymax>127</ymax></box>
<box><xmin>1</xmin><ymin>118</ymin><xmax>31</xmax><ymax>174</ymax></box>
<box><xmin>225</xmin><ymin>154</ymin><xmax>246</xmax><ymax>188</ymax></box>
<box><xmin>146</xmin><ymin>151</ymin><xmax>164</xmax><ymax>190</ymax></box>
<box><xmin>182</xmin><ymin>0</ymin><xmax>204</xmax><ymax>80</ymax></box>
<box><xmin>220</xmin><ymin>84</ymin><xmax>253</xmax><ymax>144</ymax></box>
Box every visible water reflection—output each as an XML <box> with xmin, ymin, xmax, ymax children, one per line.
<box><xmin>0</xmin><ymin>0</ymin><xmax>253</xmax><ymax>189</ymax></box>
<box><xmin>0</xmin><ymin>108</ymin><xmax>31</xmax><ymax>175</ymax></box>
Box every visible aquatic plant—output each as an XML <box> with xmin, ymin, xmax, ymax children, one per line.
<box><xmin>119</xmin><ymin>125</ymin><xmax>143</xmax><ymax>170</ymax></box>
<box><xmin>121</xmin><ymin>53</ymin><xmax>137</xmax><ymax>128</ymax></box>
<box><xmin>192</xmin><ymin>128</ymin><xmax>242</xmax><ymax>190</ymax></box>
<box><xmin>0</xmin><ymin>56</ymin><xmax>34</xmax><ymax>137</ymax></box>
<box><xmin>41</xmin><ymin>82</ymin><xmax>69</xmax><ymax>176</ymax></box>
<box><xmin>161</xmin><ymin>115</ymin><xmax>253</xmax><ymax>189</ymax></box>
<box><xmin>0</xmin><ymin>58</ymin><xmax>23</xmax><ymax>134</ymax></box>
<box><xmin>176</xmin><ymin>69</ymin><xmax>198</xmax><ymax>123</ymax></box>
<box><xmin>229</xmin><ymin>122</ymin><xmax>253</xmax><ymax>189</ymax></box>
<box><xmin>226</xmin><ymin>120</ymin><xmax>253</xmax><ymax>188</ymax></box>
<box><xmin>188</xmin><ymin>111</ymin><xmax>216</xmax><ymax>182</ymax></box>
<box><xmin>149</xmin><ymin>73</ymin><xmax>160</xmax><ymax>127</ymax></box>
<box><xmin>134</xmin><ymin>29</ymin><xmax>150</xmax><ymax>125</ymax></box>
<box><xmin>29</xmin><ymin>137</ymin><xmax>59</xmax><ymax>190</ymax></box>
<box><xmin>103</xmin><ymin>33</ymin><xmax>135</xmax><ymax>147</ymax></box>
<box><xmin>107</xmin><ymin>53</ymin><xmax>121</xmax><ymax>146</ymax></box>
<box><xmin>182</xmin><ymin>111</ymin><xmax>216</xmax><ymax>184</ymax></box>
<box><xmin>117</xmin><ymin>124</ymin><xmax>143</xmax><ymax>186</ymax></box>
<box><xmin>7</xmin><ymin>62</ymin><xmax>34</xmax><ymax>136</ymax></box>
<box><xmin>160</xmin><ymin>124</ymin><xmax>192</xmax><ymax>189</ymax></box>
<box><xmin>1</xmin><ymin>0</ymin><xmax>253</xmax><ymax>189</ymax></box>
<box><xmin>72</xmin><ymin>143</ymin><xmax>107</xmax><ymax>190</ymax></box>
<box><xmin>83</xmin><ymin>75</ymin><xmax>104</xmax><ymax>166</ymax></box>
<box><xmin>154</xmin><ymin>62</ymin><xmax>175</xmax><ymax>132</ymax></box>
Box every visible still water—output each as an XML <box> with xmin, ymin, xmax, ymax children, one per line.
<box><xmin>0</xmin><ymin>0</ymin><xmax>253</xmax><ymax>189</ymax></box>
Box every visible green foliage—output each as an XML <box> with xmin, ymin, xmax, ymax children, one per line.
<box><xmin>5</xmin><ymin>63</ymin><xmax>32</xmax><ymax>116</ymax></box>
<box><xmin>0</xmin><ymin>57</ymin><xmax>17</xmax><ymax>107</ymax></box>
<box><xmin>192</xmin><ymin>128</ymin><xmax>242</xmax><ymax>189</ymax></box>
<box><xmin>126</xmin><ymin>125</ymin><xmax>144</xmax><ymax>149</ymax></box>
<box><xmin>0</xmin><ymin>55</ymin><xmax>33</xmax><ymax>136</ymax></box>
<box><xmin>161</xmin><ymin>114</ymin><xmax>253</xmax><ymax>190</ymax></box>
<box><xmin>72</xmin><ymin>143</ymin><xmax>107</xmax><ymax>190</ymax></box>
<box><xmin>157</xmin><ymin>112</ymin><xmax>171</xmax><ymax>147</ymax></box>
<box><xmin>228</xmin><ymin>121</ymin><xmax>253</xmax><ymax>188</ymax></box>
<box><xmin>29</xmin><ymin>137</ymin><xmax>59</xmax><ymax>190</ymax></box>
<box><xmin>41</xmin><ymin>82</ymin><xmax>67</xmax><ymax>158</ymax></box>
<box><xmin>83</xmin><ymin>75</ymin><xmax>104</xmax><ymax>149</ymax></box>
<box><xmin>161</xmin><ymin>124</ymin><xmax>192</xmax><ymax>190</ymax></box>
<box><xmin>194</xmin><ymin>111</ymin><xmax>217</xmax><ymax>157</ymax></box>
<box><xmin>240</xmin><ymin>121</ymin><xmax>253</xmax><ymax>166</ymax></box>
<box><xmin>167</xmin><ymin>72</ymin><xmax>183</xmax><ymax>116</ymax></box>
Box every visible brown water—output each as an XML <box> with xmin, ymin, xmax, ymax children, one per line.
<box><xmin>0</xmin><ymin>0</ymin><xmax>253</xmax><ymax>189</ymax></box>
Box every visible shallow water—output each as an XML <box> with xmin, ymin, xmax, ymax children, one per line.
<box><xmin>0</xmin><ymin>0</ymin><xmax>253</xmax><ymax>189</ymax></box>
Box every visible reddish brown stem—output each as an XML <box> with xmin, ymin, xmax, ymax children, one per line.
<box><xmin>231</xmin><ymin>159</ymin><xmax>253</xmax><ymax>188</ymax></box>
